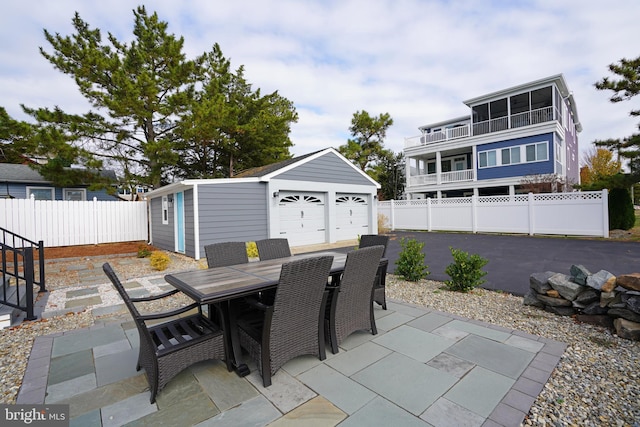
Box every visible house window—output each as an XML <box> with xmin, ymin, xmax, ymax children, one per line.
<box><xmin>64</xmin><ymin>188</ymin><xmax>86</xmax><ymax>201</ymax></box>
<box><xmin>26</xmin><ymin>187</ymin><xmax>54</xmax><ymax>200</ymax></box>
<box><xmin>478</xmin><ymin>151</ymin><xmax>497</xmax><ymax>168</ymax></box>
<box><xmin>526</xmin><ymin>142</ymin><xmax>548</xmax><ymax>162</ymax></box>
<box><xmin>501</xmin><ymin>147</ymin><xmax>521</xmax><ymax>165</ymax></box>
<box><xmin>162</xmin><ymin>196</ymin><xmax>169</xmax><ymax>225</ymax></box>
<box><xmin>427</xmin><ymin>162</ymin><xmax>436</xmax><ymax>174</ymax></box>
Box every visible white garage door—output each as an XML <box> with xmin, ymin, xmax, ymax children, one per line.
<box><xmin>278</xmin><ymin>192</ymin><xmax>326</xmax><ymax>246</ymax></box>
<box><xmin>336</xmin><ymin>194</ymin><xmax>369</xmax><ymax>241</ymax></box>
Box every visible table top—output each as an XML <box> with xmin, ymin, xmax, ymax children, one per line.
<box><xmin>164</xmin><ymin>251</ymin><xmax>348</xmax><ymax>304</ymax></box>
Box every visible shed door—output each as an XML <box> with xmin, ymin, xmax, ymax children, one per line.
<box><xmin>336</xmin><ymin>194</ymin><xmax>369</xmax><ymax>241</ymax></box>
<box><xmin>278</xmin><ymin>192</ymin><xmax>326</xmax><ymax>246</ymax></box>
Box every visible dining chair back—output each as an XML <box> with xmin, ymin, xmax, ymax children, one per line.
<box><xmin>359</xmin><ymin>234</ymin><xmax>390</xmax><ymax>309</ymax></box>
<box><xmin>205</xmin><ymin>242</ymin><xmax>249</xmax><ymax>268</ymax></box>
<box><xmin>102</xmin><ymin>263</ymin><xmax>227</xmax><ymax>403</ymax></box>
<box><xmin>326</xmin><ymin>245</ymin><xmax>384</xmax><ymax>353</ymax></box>
<box><xmin>255</xmin><ymin>238</ymin><xmax>291</xmax><ymax>260</ymax></box>
<box><xmin>236</xmin><ymin>255</ymin><xmax>333</xmax><ymax>387</ymax></box>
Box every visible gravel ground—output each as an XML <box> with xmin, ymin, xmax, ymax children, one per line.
<box><xmin>1</xmin><ymin>254</ymin><xmax>639</xmax><ymax>426</ymax></box>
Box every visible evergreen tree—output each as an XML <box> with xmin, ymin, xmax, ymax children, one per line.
<box><xmin>595</xmin><ymin>56</ymin><xmax>640</xmax><ymax>183</ymax></box>
<box><xmin>339</xmin><ymin>111</ymin><xmax>393</xmax><ymax>171</ymax></box>
<box><xmin>3</xmin><ymin>7</ymin><xmax>297</xmax><ymax>188</ymax></box>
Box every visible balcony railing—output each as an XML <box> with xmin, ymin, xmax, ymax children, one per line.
<box><xmin>408</xmin><ymin>169</ymin><xmax>474</xmax><ymax>187</ymax></box>
<box><xmin>405</xmin><ymin>106</ymin><xmax>556</xmax><ymax>148</ymax></box>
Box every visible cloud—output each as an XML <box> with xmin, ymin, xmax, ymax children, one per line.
<box><xmin>1</xmin><ymin>0</ymin><xmax>639</xmax><ymax>160</ymax></box>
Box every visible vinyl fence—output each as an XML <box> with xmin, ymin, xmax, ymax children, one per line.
<box><xmin>378</xmin><ymin>190</ymin><xmax>609</xmax><ymax>238</ymax></box>
<box><xmin>0</xmin><ymin>197</ymin><xmax>148</xmax><ymax>247</ymax></box>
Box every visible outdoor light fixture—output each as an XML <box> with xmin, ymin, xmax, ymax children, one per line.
<box><xmin>273</xmin><ymin>191</ymin><xmax>279</xmax><ymax>198</ymax></box>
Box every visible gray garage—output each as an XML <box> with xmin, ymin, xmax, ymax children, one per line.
<box><xmin>147</xmin><ymin>148</ymin><xmax>380</xmax><ymax>259</ymax></box>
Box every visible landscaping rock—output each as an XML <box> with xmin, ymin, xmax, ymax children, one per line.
<box><xmin>529</xmin><ymin>271</ymin><xmax>554</xmax><ymax>294</ymax></box>
<box><xmin>570</xmin><ymin>264</ymin><xmax>591</xmax><ymax>285</ymax></box>
<box><xmin>574</xmin><ymin>288</ymin><xmax>599</xmax><ymax>305</ymax></box>
<box><xmin>607</xmin><ymin>308</ymin><xmax>640</xmax><ymax>324</ymax></box>
<box><xmin>548</xmin><ymin>273</ymin><xmax>583</xmax><ymax>301</ymax></box>
<box><xmin>613</xmin><ymin>318</ymin><xmax>640</xmax><ymax>341</ymax></box>
<box><xmin>616</xmin><ymin>273</ymin><xmax>640</xmax><ymax>292</ymax></box>
<box><xmin>600</xmin><ymin>291</ymin><xmax>617</xmax><ymax>308</ymax></box>
<box><xmin>544</xmin><ymin>305</ymin><xmax>575</xmax><ymax>316</ymax></box>
<box><xmin>585</xmin><ymin>270</ymin><xmax>615</xmax><ymax>291</ymax></box>
<box><xmin>621</xmin><ymin>294</ymin><xmax>640</xmax><ymax>315</ymax></box>
<box><xmin>546</xmin><ymin>289</ymin><xmax>560</xmax><ymax>298</ymax></box>
<box><xmin>537</xmin><ymin>294</ymin><xmax>572</xmax><ymax>307</ymax></box>
<box><xmin>582</xmin><ymin>301</ymin><xmax>609</xmax><ymax>315</ymax></box>
<box><xmin>523</xmin><ymin>290</ymin><xmax>544</xmax><ymax>308</ymax></box>
<box><xmin>575</xmin><ymin>314</ymin><xmax>614</xmax><ymax>329</ymax></box>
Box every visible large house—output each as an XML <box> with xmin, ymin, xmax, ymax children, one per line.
<box><xmin>403</xmin><ymin>74</ymin><xmax>581</xmax><ymax>199</ymax></box>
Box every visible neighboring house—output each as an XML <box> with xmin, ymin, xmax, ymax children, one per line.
<box><xmin>0</xmin><ymin>163</ymin><xmax>118</xmax><ymax>201</ymax></box>
<box><xmin>404</xmin><ymin>74</ymin><xmax>581</xmax><ymax>199</ymax></box>
<box><xmin>146</xmin><ymin>147</ymin><xmax>380</xmax><ymax>259</ymax></box>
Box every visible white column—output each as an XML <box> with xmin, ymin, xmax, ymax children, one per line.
<box><xmin>472</xmin><ymin>145</ymin><xmax>477</xmax><ymax>181</ymax></box>
<box><xmin>436</xmin><ymin>151</ymin><xmax>442</xmax><ymax>185</ymax></box>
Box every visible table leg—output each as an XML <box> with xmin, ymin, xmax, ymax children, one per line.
<box><xmin>221</xmin><ymin>300</ymin><xmax>250</xmax><ymax>377</ymax></box>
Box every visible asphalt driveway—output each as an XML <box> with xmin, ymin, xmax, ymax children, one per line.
<box><xmin>379</xmin><ymin>231</ymin><xmax>640</xmax><ymax>296</ymax></box>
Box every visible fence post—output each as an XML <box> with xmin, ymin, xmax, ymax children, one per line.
<box><xmin>602</xmin><ymin>189</ymin><xmax>609</xmax><ymax>238</ymax></box>
<box><xmin>427</xmin><ymin>198</ymin><xmax>432</xmax><ymax>232</ymax></box>
<box><xmin>471</xmin><ymin>195</ymin><xmax>478</xmax><ymax>233</ymax></box>
<box><xmin>528</xmin><ymin>192</ymin><xmax>535</xmax><ymax>236</ymax></box>
<box><xmin>390</xmin><ymin>200</ymin><xmax>395</xmax><ymax>231</ymax></box>
<box><xmin>92</xmin><ymin>197</ymin><xmax>98</xmax><ymax>245</ymax></box>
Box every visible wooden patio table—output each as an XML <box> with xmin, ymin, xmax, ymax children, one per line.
<box><xmin>164</xmin><ymin>251</ymin><xmax>350</xmax><ymax>376</ymax></box>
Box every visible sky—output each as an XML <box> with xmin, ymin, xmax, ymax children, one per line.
<box><xmin>1</xmin><ymin>0</ymin><xmax>639</xmax><ymax>161</ymax></box>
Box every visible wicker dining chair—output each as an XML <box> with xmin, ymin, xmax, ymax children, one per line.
<box><xmin>102</xmin><ymin>263</ymin><xmax>228</xmax><ymax>403</ymax></box>
<box><xmin>359</xmin><ymin>234</ymin><xmax>390</xmax><ymax>310</ymax></box>
<box><xmin>325</xmin><ymin>245</ymin><xmax>385</xmax><ymax>354</ymax></box>
<box><xmin>204</xmin><ymin>242</ymin><xmax>249</xmax><ymax>268</ymax></box>
<box><xmin>236</xmin><ymin>255</ymin><xmax>333</xmax><ymax>387</ymax></box>
<box><xmin>255</xmin><ymin>238</ymin><xmax>292</xmax><ymax>261</ymax></box>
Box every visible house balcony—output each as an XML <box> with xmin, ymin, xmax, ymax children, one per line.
<box><xmin>408</xmin><ymin>168</ymin><xmax>474</xmax><ymax>187</ymax></box>
<box><xmin>405</xmin><ymin>106</ymin><xmax>557</xmax><ymax>149</ymax></box>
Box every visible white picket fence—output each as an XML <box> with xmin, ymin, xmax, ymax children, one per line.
<box><xmin>0</xmin><ymin>197</ymin><xmax>148</xmax><ymax>247</ymax></box>
<box><xmin>378</xmin><ymin>190</ymin><xmax>609</xmax><ymax>238</ymax></box>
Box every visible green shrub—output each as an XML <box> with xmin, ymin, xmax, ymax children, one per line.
<box><xmin>609</xmin><ymin>187</ymin><xmax>635</xmax><ymax>230</ymax></box>
<box><xmin>137</xmin><ymin>245</ymin><xmax>152</xmax><ymax>258</ymax></box>
<box><xmin>444</xmin><ymin>247</ymin><xmax>488</xmax><ymax>292</ymax></box>
<box><xmin>149</xmin><ymin>251</ymin><xmax>171</xmax><ymax>271</ymax></box>
<box><xmin>246</xmin><ymin>242</ymin><xmax>259</xmax><ymax>258</ymax></box>
<box><xmin>395</xmin><ymin>238</ymin><xmax>429</xmax><ymax>282</ymax></box>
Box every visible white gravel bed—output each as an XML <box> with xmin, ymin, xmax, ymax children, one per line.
<box><xmin>1</xmin><ymin>258</ymin><xmax>638</xmax><ymax>426</ymax></box>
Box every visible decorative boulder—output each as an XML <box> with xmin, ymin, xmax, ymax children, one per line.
<box><xmin>570</xmin><ymin>264</ymin><xmax>591</xmax><ymax>285</ymax></box>
<box><xmin>622</xmin><ymin>293</ymin><xmax>640</xmax><ymax>315</ymax></box>
<box><xmin>529</xmin><ymin>271</ymin><xmax>555</xmax><ymax>294</ymax></box>
<box><xmin>585</xmin><ymin>270</ymin><xmax>615</xmax><ymax>292</ymax></box>
<box><xmin>608</xmin><ymin>308</ymin><xmax>640</xmax><ymax>324</ymax></box>
<box><xmin>582</xmin><ymin>301</ymin><xmax>609</xmax><ymax>315</ymax></box>
<box><xmin>537</xmin><ymin>294</ymin><xmax>572</xmax><ymax>307</ymax></box>
<box><xmin>523</xmin><ymin>290</ymin><xmax>544</xmax><ymax>308</ymax></box>
<box><xmin>548</xmin><ymin>273</ymin><xmax>583</xmax><ymax>301</ymax></box>
<box><xmin>616</xmin><ymin>273</ymin><xmax>640</xmax><ymax>292</ymax></box>
<box><xmin>614</xmin><ymin>318</ymin><xmax>640</xmax><ymax>341</ymax></box>
<box><xmin>574</xmin><ymin>288</ymin><xmax>599</xmax><ymax>305</ymax></box>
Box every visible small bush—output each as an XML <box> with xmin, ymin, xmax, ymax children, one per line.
<box><xmin>246</xmin><ymin>242</ymin><xmax>259</xmax><ymax>258</ymax></box>
<box><xmin>149</xmin><ymin>251</ymin><xmax>171</xmax><ymax>271</ymax></box>
<box><xmin>395</xmin><ymin>238</ymin><xmax>429</xmax><ymax>282</ymax></box>
<box><xmin>609</xmin><ymin>187</ymin><xmax>635</xmax><ymax>230</ymax></box>
<box><xmin>137</xmin><ymin>245</ymin><xmax>152</xmax><ymax>258</ymax></box>
<box><xmin>378</xmin><ymin>214</ymin><xmax>390</xmax><ymax>234</ymax></box>
<box><xmin>444</xmin><ymin>247</ymin><xmax>488</xmax><ymax>292</ymax></box>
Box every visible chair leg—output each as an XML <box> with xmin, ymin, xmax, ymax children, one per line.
<box><xmin>318</xmin><ymin>290</ymin><xmax>329</xmax><ymax>361</ymax></box>
<box><xmin>328</xmin><ymin>288</ymin><xmax>340</xmax><ymax>354</ymax></box>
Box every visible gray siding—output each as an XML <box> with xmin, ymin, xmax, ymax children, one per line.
<box><xmin>184</xmin><ymin>189</ymin><xmax>196</xmax><ymax>258</ymax></box>
<box><xmin>197</xmin><ymin>182</ymin><xmax>269</xmax><ymax>254</ymax></box>
<box><xmin>0</xmin><ymin>183</ymin><xmax>117</xmax><ymax>201</ymax></box>
<box><xmin>276</xmin><ymin>152</ymin><xmax>373</xmax><ymax>185</ymax></box>
<box><xmin>150</xmin><ymin>196</ymin><xmax>174</xmax><ymax>251</ymax></box>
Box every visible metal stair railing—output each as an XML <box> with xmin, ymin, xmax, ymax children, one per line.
<box><xmin>0</xmin><ymin>227</ymin><xmax>46</xmax><ymax>321</ymax></box>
